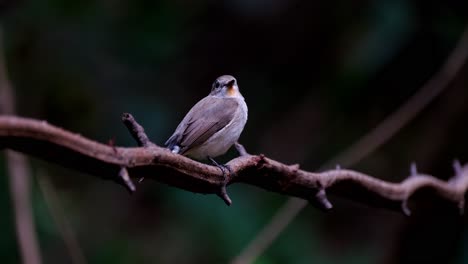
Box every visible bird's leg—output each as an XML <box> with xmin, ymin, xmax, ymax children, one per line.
<box><xmin>208</xmin><ymin>156</ymin><xmax>236</xmax><ymax>176</ymax></box>
<box><xmin>208</xmin><ymin>156</ymin><xmax>232</xmax><ymax>206</ymax></box>
<box><xmin>208</xmin><ymin>156</ymin><xmax>225</xmax><ymax>173</ymax></box>
<box><xmin>234</xmin><ymin>142</ymin><xmax>250</xmax><ymax>156</ymax></box>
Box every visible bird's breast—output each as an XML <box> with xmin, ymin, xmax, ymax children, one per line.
<box><xmin>185</xmin><ymin>98</ymin><xmax>247</xmax><ymax>159</ymax></box>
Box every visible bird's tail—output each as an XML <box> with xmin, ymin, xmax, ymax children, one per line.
<box><xmin>165</xmin><ymin>134</ymin><xmax>181</xmax><ymax>154</ymax></box>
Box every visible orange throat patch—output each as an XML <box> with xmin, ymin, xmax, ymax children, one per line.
<box><xmin>227</xmin><ymin>86</ymin><xmax>237</xmax><ymax>97</ymax></box>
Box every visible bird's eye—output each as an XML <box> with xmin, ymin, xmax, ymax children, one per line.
<box><xmin>213</xmin><ymin>81</ymin><xmax>220</xmax><ymax>90</ymax></box>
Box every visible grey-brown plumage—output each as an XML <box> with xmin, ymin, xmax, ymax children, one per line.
<box><xmin>165</xmin><ymin>75</ymin><xmax>248</xmax><ymax>160</ymax></box>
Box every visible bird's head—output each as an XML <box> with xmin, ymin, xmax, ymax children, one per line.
<box><xmin>210</xmin><ymin>75</ymin><xmax>241</xmax><ymax>98</ymax></box>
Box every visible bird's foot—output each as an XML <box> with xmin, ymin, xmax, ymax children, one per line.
<box><xmin>208</xmin><ymin>156</ymin><xmax>232</xmax><ymax>206</ymax></box>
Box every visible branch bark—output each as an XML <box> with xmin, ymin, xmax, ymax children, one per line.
<box><xmin>231</xmin><ymin>25</ymin><xmax>468</xmax><ymax>264</ymax></box>
<box><xmin>0</xmin><ymin>115</ymin><xmax>466</xmax><ymax>214</ymax></box>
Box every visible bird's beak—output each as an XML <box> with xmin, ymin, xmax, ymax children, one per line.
<box><xmin>227</xmin><ymin>79</ymin><xmax>236</xmax><ymax>88</ymax></box>
<box><xmin>226</xmin><ymin>81</ymin><xmax>237</xmax><ymax>96</ymax></box>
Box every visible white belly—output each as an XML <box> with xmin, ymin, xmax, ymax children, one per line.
<box><xmin>185</xmin><ymin>98</ymin><xmax>247</xmax><ymax>160</ymax></box>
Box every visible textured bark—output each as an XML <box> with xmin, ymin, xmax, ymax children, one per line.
<box><xmin>0</xmin><ymin>115</ymin><xmax>466</xmax><ymax>214</ymax></box>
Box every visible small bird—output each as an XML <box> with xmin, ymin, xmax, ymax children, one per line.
<box><xmin>165</xmin><ymin>75</ymin><xmax>248</xmax><ymax>167</ymax></box>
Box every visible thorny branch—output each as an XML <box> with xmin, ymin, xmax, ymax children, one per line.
<box><xmin>0</xmin><ymin>114</ymin><xmax>467</xmax><ymax>215</ymax></box>
<box><xmin>231</xmin><ymin>25</ymin><xmax>468</xmax><ymax>264</ymax></box>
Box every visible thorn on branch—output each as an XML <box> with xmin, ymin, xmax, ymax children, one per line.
<box><xmin>217</xmin><ymin>185</ymin><xmax>232</xmax><ymax>206</ymax></box>
<box><xmin>121</xmin><ymin>113</ymin><xmax>156</xmax><ymax>148</ymax></box>
<box><xmin>410</xmin><ymin>162</ymin><xmax>418</xmax><ymax>177</ymax></box>
<box><xmin>235</xmin><ymin>142</ymin><xmax>249</xmax><ymax>156</ymax></box>
<box><xmin>449</xmin><ymin>159</ymin><xmax>463</xmax><ymax>185</ymax></box>
<box><xmin>401</xmin><ymin>199</ymin><xmax>411</xmax><ymax>216</ymax></box>
<box><xmin>453</xmin><ymin>159</ymin><xmax>462</xmax><ymax>176</ymax></box>
<box><xmin>458</xmin><ymin>199</ymin><xmax>465</xmax><ymax>215</ymax></box>
<box><xmin>289</xmin><ymin>163</ymin><xmax>300</xmax><ymax>172</ymax></box>
<box><xmin>108</xmin><ymin>137</ymin><xmax>118</xmax><ymax>154</ymax></box>
<box><xmin>118</xmin><ymin>167</ymin><xmax>136</xmax><ymax>193</ymax></box>
<box><xmin>313</xmin><ymin>188</ymin><xmax>333</xmax><ymax>211</ymax></box>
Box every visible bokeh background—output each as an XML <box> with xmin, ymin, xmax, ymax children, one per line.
<box><xmin>1</xmin><ymin>0</ymin><xmax>468</xmax><ymax>263</ymax></box>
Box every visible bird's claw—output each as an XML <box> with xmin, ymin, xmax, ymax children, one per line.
<box><xmin>208</xmin><ymin>156</ymin><xmax>233</xmax><ymax>206</ymax></box>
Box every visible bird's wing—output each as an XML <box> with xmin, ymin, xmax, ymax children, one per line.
<box><xmin>165</xmin><ymin>96</ymin><xmax>239</xmax><ymax>154</ymax></box>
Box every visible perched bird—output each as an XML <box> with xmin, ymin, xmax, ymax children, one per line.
<box><xmin>165</xmin><ymin>75</ymin><xmax>248</xmax><ymax>165</ymax></box>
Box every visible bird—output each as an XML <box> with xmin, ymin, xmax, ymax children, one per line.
<box><xmin>165</xmin><ymin>75</ymin><xmax>248</xmax><ymax>171</ymax></box>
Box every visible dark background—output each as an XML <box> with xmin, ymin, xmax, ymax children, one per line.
<box><xmin>1</xmin><ymin>0</ymin><xmax>468</xmax><ymax>263</ymax></box>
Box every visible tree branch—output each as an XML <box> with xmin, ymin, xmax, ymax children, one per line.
<box><xmin>0</xmin><ymin>115</ymin><xmax>466</xmax><ymax>214</ymax></box>
<box><xmin>231</xmin><ymin>25</ymin><xmax>468</xmax><ymax>264</ymax></box>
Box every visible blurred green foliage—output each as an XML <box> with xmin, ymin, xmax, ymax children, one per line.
<box><xmin>1</xmin><ymin>0</ymin><xmax>468</xmax><ymax>263</ymax></box>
